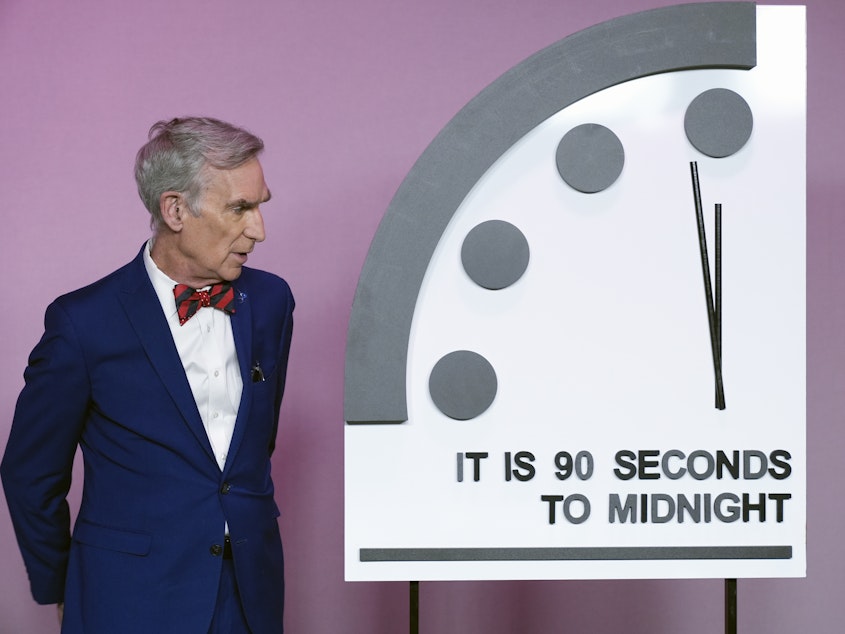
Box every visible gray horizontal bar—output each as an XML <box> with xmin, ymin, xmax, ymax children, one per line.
<box><xmin>360</xmin><ymin>546</ymin><xmax>792</xmax><ymax>562</ymax></box>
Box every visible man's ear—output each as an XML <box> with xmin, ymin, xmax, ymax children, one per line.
<box><xmin>159</xmin><ymin>192</ymin><xmax>185</xmax><ymax>232</ymax></box>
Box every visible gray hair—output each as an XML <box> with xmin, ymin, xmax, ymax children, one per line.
<box><xmin>135</xmin><ymin>116</ymin><xmax>264</xmax><ymax>228</ymax></box>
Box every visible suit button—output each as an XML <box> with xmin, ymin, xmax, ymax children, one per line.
<box><xmin>221</xmin><ymin>482</ymin><xmax>232</xmax><ymax>495</ymax></box>
<box><xmin>210</xmin><ymin>544</ymin><xmax>223</xmax><ymax>557</ymax></box>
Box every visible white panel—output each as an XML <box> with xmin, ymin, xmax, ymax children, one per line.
<box><xmin>346</xmin><ymin>6</ymin><xmax>806</xmax><ymax>581</ymax></box>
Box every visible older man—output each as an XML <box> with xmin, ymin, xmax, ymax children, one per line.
<box><xmin>1</xmin><ymin>117</ymin><xmax>294</xmax><ymax>633</ymax></box>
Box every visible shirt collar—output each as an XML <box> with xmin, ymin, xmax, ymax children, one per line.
<box><xmin>142</xmin><ymin>238</ymin><xmax>181</xmax><ymax>320</ymax></box>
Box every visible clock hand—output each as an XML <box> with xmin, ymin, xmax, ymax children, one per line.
<box><xmin>689</xmin><ymin>161</ymin><xmax>726</xmax><ymax>409</ymax></box>
<box><xmin>715</xmin><ymin>203</ymin><xmax>723</xmax><ymax>407</ymax></box>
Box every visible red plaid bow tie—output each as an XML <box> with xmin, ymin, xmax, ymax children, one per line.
<box><xmin>174</xmin><ymin>282</ymin><xmax>236</xmax><ymax>325</ymax></box>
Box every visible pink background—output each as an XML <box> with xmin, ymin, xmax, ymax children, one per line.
<box><xmin>0</xmin><ymin>0</ymin><xmax>841</xmax><ymax>632</ymax></box>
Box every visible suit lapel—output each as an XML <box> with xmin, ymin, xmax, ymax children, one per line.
<box><xmin>225</xmin><ymin>286</ymin><xmax>254</xmax><ymax>474</ymax></box>
<box><xmin>117</xmin><ymin>249</ymin><xmax>217</xmax><ymax>464</ymax></box>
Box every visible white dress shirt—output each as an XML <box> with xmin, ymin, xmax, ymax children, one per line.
<box><xmin>142</xmin><ymin>241</ymin><xmax>242</xmax><ymax>472</ymax></box>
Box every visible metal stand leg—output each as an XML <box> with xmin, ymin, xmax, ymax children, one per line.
<box><xmin>725</xmin><ymin>579</ymin><xmax>737</xmax><ymax>634</ymax></box>
<box><xmin>410</xmin><ymin>581</ymin><xmax>419</xmax><ymax>634</ymax></box>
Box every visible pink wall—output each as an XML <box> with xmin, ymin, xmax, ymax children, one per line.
<box><xmin>1</xmin><ymin>0</ymin><xmax>841</xmax><ymax>632</ymax></box>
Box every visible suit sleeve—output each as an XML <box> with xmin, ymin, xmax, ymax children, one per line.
<box><xmin>1</xmin><ymin>300</ymin><xmax>92</xmax><ymax>604</ymax></box>
<box><xmin>268</xmin><ymin>286</ymin><xmax>294</xmax><ymax>456</ymax></box>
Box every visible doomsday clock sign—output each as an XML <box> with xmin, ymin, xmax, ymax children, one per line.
<box><xmin>345</xmin><ymin>3</ymin><xmax>806</xmax><ymax>581</ymax></box>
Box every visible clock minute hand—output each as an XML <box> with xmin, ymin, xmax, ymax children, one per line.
<box><xmin>689</xmin><ymin>161</ymin><xmax>726</xmax><ymax>410</ymax></box>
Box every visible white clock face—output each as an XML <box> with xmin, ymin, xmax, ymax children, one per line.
<box><xmin>346</xmin><ymin>5</ymin><xmax>805</xmax><ymax>582</ymax></box>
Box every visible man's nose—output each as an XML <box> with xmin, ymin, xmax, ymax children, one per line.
<box><xmin>245</xmin><ymin>208</ymin><xmax>266</xmax><ymax>242</ymax></box>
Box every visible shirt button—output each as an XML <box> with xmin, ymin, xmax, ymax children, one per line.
<box><xmin>212</xmin><ymin>411</ymin><xmax>219</xmax><ymax>419</ymax></box>
<box><xmin>210</xmin><ymin>544</ymin><xmax>223</xmax><ymax>557</ymax></box>
<box><xmin>214</xmin><ymin>369</ymin><xmax>220</xmax><ymax>377</ymax></box>
<box><xmin>221</xmin><ymin>482</ymin><xmax>232</xmax><ymax>495</ymax></box>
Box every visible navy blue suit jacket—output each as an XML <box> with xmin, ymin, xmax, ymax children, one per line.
<box><xmin>1</xmin><ymin>246</ymin><xmax>294</xmax><ymax>633</ymax></box>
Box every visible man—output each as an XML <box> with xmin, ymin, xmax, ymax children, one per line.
<box><xmin>1</xmin><ymin>117</ymin><xmax>294</xmax><ymax>633</ymax></box>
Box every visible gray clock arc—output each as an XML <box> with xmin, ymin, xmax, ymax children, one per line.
<box><xmin>345</xmin><ymin>2</ymin><xmax>757</xmax><ymax>424</ymax></box>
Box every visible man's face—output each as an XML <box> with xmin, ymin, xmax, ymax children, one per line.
<box><xmin>177</xmin><ymin>158</ymin><xmax>270</xmax><ymax>286</ymax></box>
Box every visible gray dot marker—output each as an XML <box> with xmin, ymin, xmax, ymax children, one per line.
<box><xmin>685</xmin><ymin>88</ymin><xmax>753</xmax><ymax>158</ymax></box>
<box><xmin>461</xmin><ymin>220</ymin><xmax>530</xmax><ymax>290</ymax></box>
<box><xmin>429</xmin><ymin>351</ymin><xmax>497</xmax><ymax>420</ymax></box>
<box><xmin>556</xmin><ymin>123</ymin><xmax>625</xmax><ymax>193</ymax></box>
